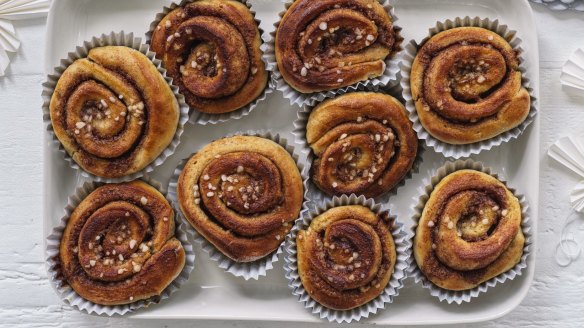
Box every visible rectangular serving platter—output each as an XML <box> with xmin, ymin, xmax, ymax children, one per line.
<box><xmin>43</xmin><ymin>0</ymin><xmax>539</xmax><ymax>324</ymax></box>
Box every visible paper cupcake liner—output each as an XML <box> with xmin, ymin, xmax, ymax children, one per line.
<box><xmin>168</xmin><ymin>130</ymin><xmax>310</xmax><ymax>280</ymax></box>
<box><xmin>41</xmin><ymin>31</ymin><xmax>189</xmax><ymax>183</ymax></box>
<box><xmin>262</xmin><ymin>0</ymin><xmax>403</xmax><ymax>108</ymax></box>
<box><xmin>399</xmin><ymin>17</ymin><xmax>538</xmax><ymax>159</ymax></box>
<box><xmin>45</xmin><ymin>176</ymin><xmax>196</xmax><ymax>316</ymax></box>
<box><xmin>145</xmin><ymin>0</ymin><xmax>275</xmax><ymax>125</ymax></box>
<box><xmin>284</xmin><ymin>194</ymin><xmax>409</xmax><ymax>323</ymax></box>
<box><xmin>292</xmin><ymin>86</ymin><xmax>425</xmax><ymax>204</ymax></box>
<box><xmin>408</xmin><ymin>159</ymin><xmax>533</xmax><ymax>304</ymax></box>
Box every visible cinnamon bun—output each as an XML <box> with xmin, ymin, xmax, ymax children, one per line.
<box><xmin>306</xmin><ymin>92</ymin><xmax>418</xmax><ymax>198</ymax></box>
<box><xmin>58</xmin><ymin>181</ymin><xmax>186</xmax><ymax>305</ymax></box>
<box><xmin>150</xmin><ymin>0</ymin><xmax>268</xmax><ymax>114</ymax></box>
<box><xmin>414</xmin><ymin>170</ymin><xmax>524</xmax><ymax>291</ymax></box>
<box><xmin>410</xmin><ymin>27</ymin><xmax>530</xmax><ymax>144</ymax></box>
<box><xmin>275</xmin><ymin>0</ymin><xmax>399</xmax><ymax>93</ymax></box>
<box><xmin>49</xmin><ymin>46</ymin><xmax>179</xmax><ymax>179</ymax></box>
<box><xmin>177</xmin><ymin>135</ymin><xmax>304</xmax><ymax>262</ymax></box>
<box><xmin>296</xmin><ymin>205</ymin><xmax>396</xmax><ymax>310</ymax></box>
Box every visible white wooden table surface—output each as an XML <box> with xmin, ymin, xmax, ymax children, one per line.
<box><xmin>1</xmin><ymin>3</ymin><xmax>584</xmax><ymax>327</ymax></box>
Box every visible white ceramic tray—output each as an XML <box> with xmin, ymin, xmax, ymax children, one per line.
<box><xmin>43</xmin><ymin>0</ymin><xmax>540</xmax><ymax>324</ymax></box>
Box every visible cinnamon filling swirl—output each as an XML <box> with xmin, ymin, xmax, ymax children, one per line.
<box><xmin>49</xmin><ymin>46</ymin><xmax>179</xmax><ymax>178</ymax></box>
<box><xmin>306</xmin><ymin>92</ymin><xmax>418</xmax><ymax>198</ymax></box>
<box><xmin>58</xmin><ymin>181</ymin><xmax>186</xmax><ymax>305</ymax></box>
<box><xmin>177</xmin><ymin>135</ymin><xmax>304</xmax><ymax>262</ymax></box>
<box><xmin>410</xmin><ymin>27</ymin><xmax>530</xmax><ymax>144</ymax></box>
<box><xmin>414</xmin><ymin>170</ymin><xmax>525</xmax><ymax>291</ymax></box>
<box><xmin>275</xmin><ymin>0</ymin><xmax>399</xmax><ymax>93</ymax></box>
<box><xmin>151</xmin><ymin>0</ymin><xmax>268</xmax><ymax>114</ymax></box>
<box><xmin>297</xmin><ymin>205</ymin><xmax>396</xmax><ymax>310</ymax></box>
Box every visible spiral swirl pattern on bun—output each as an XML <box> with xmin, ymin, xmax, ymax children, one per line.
<box><xmin>306</xmin><ymin>92</ymin><xmax>418</xmax><ymax>198</ymax></box>
<box><xmin>49</xmin><ymin>46</ymin><xmax>179</xmax><ymax>178</ymax></box>
<box><xmin>177</xmin><ymin>135</ymin><xmax>304</xmax><ymax>262</ymax></box>
<box><xmin>410</xmin><ymin>27</ymin><xmax>530</xmax><ymax>144</ymax></box>
<box><xmin>58</xmin><ymin>181</ymin><xmax>186</xmax><ymax>305</ymax></box>
<box><xmin>296</xmin><ymin>205</ymin><xmax>396</xmax><ymax>310</ymax></box>
<box><xmin>275</xmin><ymin>0</ymin><xmax>399</xmax><ymax>93</ymax></box>
<box><xmin>414</xmin><ymin>170</ymin><xmax>524</xmax><ymax>291</ymax></box>
<box><xmin>151</xmin><ymin>0</ymin><xmax>268</xmax><ymax>114</ymax></box>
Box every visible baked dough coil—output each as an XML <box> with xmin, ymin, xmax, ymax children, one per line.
<box><xmin>414</xmin><ymin>170</ymin><xmax>525</xmax><ymax>291</ymax></box>
<box><xmin>177</xmin><ymin>135</ymin><xmax>304</xmax><ymax>262</ymax></box>
<box><xmin>307</xmin><ymin>92</ymin><xmax>418</xmax><ymax>198</ymax></box>
<box><xmin>296</xmin><ymin>205</ymin><xmax>396</xmax><ymax>310</ymax></box>
<box><xmin>151</xmin><ymin>0</ymin><xmax>268</xmax><ymax>114</ymax></box>
<box><xmin>49</xmin><ymin>46</ymin><xmax>179</xmax><ymax>178</ymax></box>
<box><xmin>58</xmin><ymin>181</ymin><xmax>186</xmax><ymax>305</ymax></box>
<box><xmin>275</xmin><ymin>0</ymin><xmax>398</xmax><ymax>93</ymax></box>
<box><xmin>410</xmin><ymin>27</ymin><xmax>530</xmax><ymax>144</ymax></box>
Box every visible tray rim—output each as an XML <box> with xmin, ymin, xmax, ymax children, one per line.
<box><xmin>42</xmin><ymin>0</ymin><xmax>540</xmax><ymax>324</ymax></box>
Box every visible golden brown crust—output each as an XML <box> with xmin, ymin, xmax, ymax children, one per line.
<box><xmin>275</xmin><ymin>0</ymin><xmax>397</xmax><ymax>93</ymax></box>
<box><xmin>150</xmin><ymin>0</ymin><xmax>268</xmax><ymax>114</ymax></box>
<box><xmin>297</xmin><ymin>205</ymin><xmax>396</xmax><ymax>310</ymax></box>
<box><xmin>306</xmin><ymin>92</ymin><xmax>418</xmax><ymax>198</ymax></box>
<box><xmin>49</xmin><ymin>46</ymin><xmax>179</xmax><ymax>178</ymax></box>
<box><xmin>58</xmin><ymin>181</ymin><xmax>186</xmax><ymax>305</ymax></box>
<box><xmin>410</xmin><ymin>27</ymin><xmax>530</xmax><ymax>144</ymax></box>
<box><xmin>413</xmin><ymin>170</ymin><xmax>524</xmax><ymax>291</ymax></box>
<box><xmin>177</xmin><ymin>136</ymin><xmax>304</xmax><ymax>262</ymax></box>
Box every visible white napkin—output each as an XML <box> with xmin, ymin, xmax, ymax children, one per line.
<box><xmin>561</xmin><ymin>48</ymin><xmax>584</xmax><ymax>95</ymax></box>
<box><xmin>0</xmin><ymin>0</ymin><xmax>50</xmax><ymax>77</ymax></box>
<box><xmin>548</xmin><ymin>136</ymin><xmax>584</xmax><ymax>266</ymax></box>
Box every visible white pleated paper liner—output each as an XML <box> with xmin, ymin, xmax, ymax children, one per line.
<box><xmin>262</xmin><ymin>0</ymin><xmax>403</xmax><ymax>108</ymax></box>
<box><xmin>408</xmin><ymin>159</ymin><xmax>533</xmax><ymax>304</ymax></box>
<box><xmin>399</xmin><ymin>17</ymin><xmax>538</xmax><ymax>159</ymax></box>
<box><xmin>168</xmin><ymin>130</ymin><xmax>311</xmax><ymax>280</ymax></box>
<box><xmin>284</xmin><ymin>194</ymin><xmax>409</xmax><ymax>323</ymax></box>
<box><xmin>292</xmin><ymin>86</ymin><xmax>425</xmax><ymax>204</ymax></box>
<box><xmin>45</xmin><ymin>176</ymin><xmax>196</xmax><ymax>316</ymax></box>
<box><xmin>145</xmin><ymin>0</ymin><xmax>275</xmax><ymax>125</ymax></box>
<box><xmin>41</xmin><ymin>31</ymin><xmax>189</xmax><ymax>183</ymax></box>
